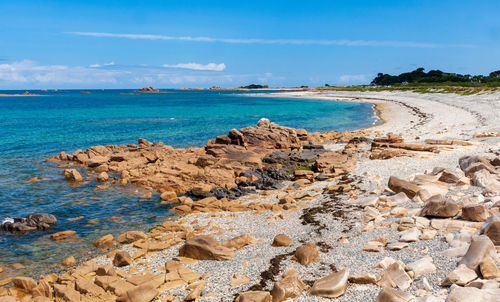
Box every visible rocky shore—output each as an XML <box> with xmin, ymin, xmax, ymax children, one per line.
<box><xmin>1</xmin><ymin>90</ymin><xmax>499</xmax><ymax>302</ymax></box>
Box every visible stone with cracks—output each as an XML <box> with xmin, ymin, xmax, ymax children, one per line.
<box><xmin>377</xmin><ymin>261</ymin><xmax>412</xmax><ymax>290</ymax></box>
<box><xmin>421</xmin><ymin>196</ymin><xmax>460</xmax><ymax>218</ymax></box>
<box><xmin>459</xmin><ymin>235</ymin><xmax>496</xmax><ymax>270</ymax></box>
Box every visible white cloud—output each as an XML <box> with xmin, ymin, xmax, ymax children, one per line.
<box><xmin>66</xmin><ymin>32</ymin><xmax>475</xmax><ymax>48</ymax></box>
<box><xmin>339</xmin><ymin>74</ymin><xmax>370</xmax><ymax>84</ymax></box>
<box><xmin>162</xmin><ymin>62</ymin><xmax>226</xmax><ymax>71</ymax></box>
<box><xmin>89</xmin><ymin>61</ymin><xmax>115</xmax><ymax>68</ymax></box>
<box><xmin>0</xmin><ymin>60</ymin><xmax>273</xmax><ymax>88</ymax></box>
<box><xmin>0</xmin><ymin>60</ymin><xmax>124</xmax><ymax>85</ymax></box>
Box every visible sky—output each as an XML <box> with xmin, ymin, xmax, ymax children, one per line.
<box><xmin>0</xmin><ymin>0</ymin><xmax>499</xmax><ymax>89</ymax></box>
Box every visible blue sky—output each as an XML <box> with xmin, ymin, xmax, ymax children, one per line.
<box><xmin>0</xmin><ymin>0</ymin><xmax>499</xmax><ymax>89</ymax></box>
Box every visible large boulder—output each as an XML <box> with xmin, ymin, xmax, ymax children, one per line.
<box><xmin>421</xmin><ymin>196</ymin><xmax>460</xmax><ymax>218</ymax></box>
<box><xmin>388</xmin><ymin>176</ymin><xmax>420</xmax><ymax>198</ymax></box>
<box><xmin>459</xmin><ymin>235</ymin><xmax>496</xmax><ymax>270</ymax></box>
<box><xmin>461</xmin><ymin>204</ymin><xmax>489</xmax><ymax>222</ymax></box>
<box><xmin>479</xmin><ymin>213</ymin><xmax>500</xmax><ymax>245</ymax></box>
<box><xmin>0</xmin><ymin>213</ymin><xmax>57</xmax><ymax>233</ymax></box>
<box><xmin>309</xmin><ymin>269</ymin><xmax>349</xmax><ymax>298</ymax></box>
<box><xmin>64</xmin><ymin>169</ymin><xmax>83</xmax><ymax>182</ymax></box>
<box><xmin>312</xmin><ymin>151</ymin><xmax>357</xmax><ymax>175</ymax></box>
<box><xmin>179</xmin><ymin>235</ymin><xmax>234</xmax><ymax>260</ymax></box>
<box><xmin>377</xmin><ymin>261</ymin><xmax>412</xmax><ymax>290</ymax></box>
<box><xmin>113</xmin><ymin>251</ymin><xmax>132</xmax><ymax>267</ymax></box>
<box><xmin>116</xmin><ymin>230</ymin><xmax>148</xmax><ymax>244</ymax></box>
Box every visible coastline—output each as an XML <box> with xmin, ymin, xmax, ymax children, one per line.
<box><xmin>1</xmin><ymin>90</ymin><xmax>499</xmax><ymax>301</ymax></box>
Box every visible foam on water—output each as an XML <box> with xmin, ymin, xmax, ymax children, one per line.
<box><xmin>0</xmin><ymin>89</ymin><xmax>376</xmax><ymax>277</ymax></box>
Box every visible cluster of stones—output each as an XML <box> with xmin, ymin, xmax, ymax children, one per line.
<box><xmin>51</xmin><ymin>119</ymin><xmax>365</xmax><ymax>198</ymax></box>
<box><xmin>370</xmin><ymin>132</ymin><xmax>479</xmax><ymax>160</ymax></box>
<box><xmin>349</xmin><ymin>154</ymin><xmax>500</xmax><ymax>301</ymax></box>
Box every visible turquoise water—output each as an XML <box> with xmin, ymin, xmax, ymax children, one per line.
<box><xmin>0</xmin><ymin>89</ymin><xmax>376</xmax><ymax>277</ymax></box>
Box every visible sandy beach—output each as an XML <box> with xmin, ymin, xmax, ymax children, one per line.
<box><xmin>1</xmin><ymin>90</ymin><xmax>499</xmax><ymax>302</ymax></box>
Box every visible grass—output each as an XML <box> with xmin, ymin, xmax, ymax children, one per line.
<box><xmin>317</xmin><ymin>84</ymin><xmax>500</xmax><ymax>95</ymax></box>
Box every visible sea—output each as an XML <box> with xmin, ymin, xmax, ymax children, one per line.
<box><xmin>0</xmin><ymin>89</ymin><xmax>377</xmax><ymax>278</ymax></box>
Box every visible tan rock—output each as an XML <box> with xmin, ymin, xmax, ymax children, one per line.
<box><xmin>445</xmin><ymin>285</ymin><xmax>500</xmax><ymax>302</ymax></box>
<box><xmin>50</xmin><ymin>230</ymin><xmax>76</xmax><ymax>240</ymax></box>
<box><xmin>62</xmin><ymin>256</ymin><xmax>76</xmax><ymax>267</ymax></box>
<box><xmin>117</xmin><ymin>283</ymin><xmax>158</xmax><ymax>302</ymax></box>
<box><xmin>421</xmin><ymin>197</ymin><xmax>460</xmax><ymax>218</ymax></box>
<box><xmin>309</xmin><ymin>269</ymin><xmax>349</xmax><ymax>298</ymax></box>
<box><xmin>231</xmin><ymin>274</ymin><xmax>250</xmax><ymax>287</ymax></box>
<box><xmin>272</xmin><ymin>234</ymin><xmax>293</xmax><ymax>247</ymax></box>
<box><xmin>179</xmin><ymin>235</ymin><xmax>234</xmax><ymax>260</ymax></box>
<box><xmin>348</xmin><ymin>273</ymin><xmax>378</xmax><ymax>284</ymax></box>
<box><xmin>96</xmin><ymin>172</ymin><xmax>109</xmax><ymax>182</ymax></box>
<box><xmin>462</xmin><ymin>204</ymin><xmax>489</xmax><ymax>222</ymax></box>
<box><xmin>116</xmin><ymin>230</ymin><xmax>148</xmax><ymax>244</ymax></box>
<box><xmin>236</xmin><ymin>291</ymin><xmax>272</xmax><ymax>302</ymax></box>
<box><xmin>480</xmin><ymin>213</ymin><xmax>500</xmax><ymax>245</ymax></box>
<box><xmin>160</xmin><ymin>191</ymin><xmax>178</xmax><ymax>202</ymax></box>
<box><xmin>165</xmin><ymin>261</ymin><xmax>202</xmax><ymax>284</ymax></box>
<box><xmin>294</xmin><ymin>243</ymin><xmax>319</xmax><ymax>266</ymax></box>
<box><xmin>406</xmin><ymin>257</ymin><xmax>436</xmax><ymax>278</ymax></box>
<box><xmin>113</xmin><ymin>251</ymin><xmax>132</xmax><ymax>267</ymax></box>
<box><xmin>378</xmin><ymin>261</ymin><xmax>412</xmax><ymax>290</ymax></box>
<box><xmin>12</xmin><ymin>276</ymin><xmax>37</xmax><ymax>292</ymax></box>
<box><xmin>459</xmin><ymin>235</ymin><xmax>496</xmax><ymax>270</ymax></box>
<box><xmin>388</xmin><ymin>176</ymin><xmax>420</xmax><ymax>198</ymax></box>
<box><xmin>375</xmin><ymin>288</ymin><xmax>415</xmax><ymax>302</ymax></box>
<box><xmin>480</xmin><ymin>256</ymin><xmax>500</xmax><ymax>279</ymax></box>
<box><xmin>270</xmin><ymin>269</ymin><xmax>306</xmax><ymax>302</ymax></box>
<box><xmin>222</xmin><ymin>234</ymin><xmax>256</xmax><ymax>250</ymax></box>
<box><xmin>64</xmin><ymin>169</ymin><xmax>82</xmax><ymax>182</ymax></box>
<box><xmin>94</xmin><ymin>234</ymin><xmax>114</xmax><ymax>247</ymax></box>
<box><xmin>184</xmin><ymin>281</ymin><xmax>205</xmax><ymax>301</ymax></box>
<box><xmin>54</xmin><ymin>283</ymin><xmax>81</xmax><ymax>301</ymax></box>
<box><xmin>442</xmin><ymin>264</ymin><xmax>477</xmax><ymax>286</ymax></box>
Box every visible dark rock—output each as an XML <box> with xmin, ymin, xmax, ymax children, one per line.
<box><xmin>1</xmin><ymin>213</ymin><xmax>57</xmax><ymax>234</ymax></box>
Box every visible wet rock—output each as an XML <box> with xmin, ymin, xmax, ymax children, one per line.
<box><xmin>62</xmin><ymin>256</ymin><xmax>76</xmax><ymax>267</ymax></box>
<box><xmin>272</xmin><ymin>234</ymin><xmax>293</xmax><ymax>247</ymax></box>
<box><xmin>309</xmin><ymin>269</ymin><xmax>349</xmax><ymax>298</ymax></box>
<box><xmin>160</xmin><ymin>191</ymin><xmax>178</xmax><ymax>202</ymax></box>
<box><xmin>270</xmin><ymin>269</ymin><xmax>306</xmax><ymax>302</ymax></box>
<box><xmin>421</xmin><ymin>196</ymin><xmax>460</xmax><ymax>218</ymax></box>
<box><xmin>388</xmin><ymin>176</ymin><xmax>420</xmax><ymax>198</ymax></box>
<box><xmin>64</xmin><ymin>169</ymin><xmax>82</xmax><ymax>182</ymax></box>
<box><xmin>50</xmin><ymin>230</ymin><xmax>76</xmax><ymax>240</ymax></box>
<box><xmin>94</xmin><ymin>234</ymin><xmax>114</xmax><ymax>247</ymax></box>
<box><xmin>113</xmin><ymin>251</ymin><xmax>132</xmax><ymax>267</ymax></box>
<box><xmin>235</xmin><ymin>291</ymin><xmax>272</xmax><ymax>302</ymax></box>
<box><xmin>116</xmin><ymin>230</ymin><xmax>148</xmax><ymax>244</ymax></box>
<box><xmin>442</xmin><ymin>264</ymin><xmax>477</xmax><ymax>286</ymax></box>
<box><xmin>96</xmin><ymin>172</ymin><xmax>109</xmax><ymax>182</ymax></box>
<box><xmin>294</xmin><ymin>243</ymin><xmax>319</xmax><ymax>266</ymax></box>
<box><xmin>0</xmin><ymin>213</ymin><xmax>57</xmax><ymax>233</ymax></box>
<box><xmin>179</xmin><ymin>235</ymin><xmax>234</xmax><ymax>260</ymax></box>
<box><xmin>375</xmin><ymin>288</ymin><xmax>414</xmax><ymax>302</ymax></box>
<box><xmin>459</xmin><ymin>235</ymin><xmax>496</xmax><ymax>270</ymax></box>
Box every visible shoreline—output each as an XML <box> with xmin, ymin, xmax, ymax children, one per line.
<box><xmin>1</xmin><ymin>90</ymin><xmax>499</xmax><ymax>301</ymax></box>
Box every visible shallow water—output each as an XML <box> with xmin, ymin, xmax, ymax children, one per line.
<box><xmin>0</xmin><ymin>89</ymin><xmax>376</xmax><ymax>277</ymax></box>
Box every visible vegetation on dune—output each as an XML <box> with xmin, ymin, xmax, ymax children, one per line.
<box><xmin>318</xmin><ymin>68</ymin><xmax>500</xmax><ymax>95</ymax></box>
<box><xmin>239</xmin><ymin>84</ymin><xmax>270</xmax><ymax>89</ymax></box>
<box><xmin>370</xmin><ymin>67</ymin><xmax>500</xmax><ymax>86</ymax></box>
